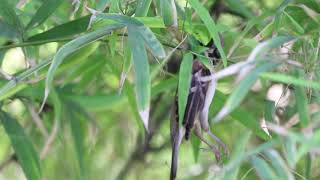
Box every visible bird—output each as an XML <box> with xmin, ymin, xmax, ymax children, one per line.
<box><xmin>170</xmin><ymin>39</ymin><xmax>228</xmax><ymax>180</ymax></box>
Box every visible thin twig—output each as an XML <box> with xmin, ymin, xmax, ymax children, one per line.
<box><xmin>40</xmin><ymin>116</ymin><xmax>59</xmax><ymax>159</ymax></box>
<box><xmin>26</xmin><ymin>102</ymin><xmax>49</xmax><ymax>138</ymax></box>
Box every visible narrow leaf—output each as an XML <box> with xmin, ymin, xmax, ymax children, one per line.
<box><xmin>42</xmin><ymin>24</ymin><xmax>124</xmax><ymax>111</ymax></box>
<box><xmin>214</xmin><ymin>62</ymin><xmax>278</xmax><ymax>122</ymax></box>
<box><xmin>68</xmin><ymin>109</ymin><xmax>87</xmax><ymax>180</ymax></box>
<box><xmin>223</xmin><ymin>131</ymin><xmax>251</xmax><ymax>180</ymax></box>
<box><xmin>294</xmin><ymin>70</ymin><xmax>310</xmax><ymax>127</ymax></box>
<box><xmin>284</xmin><ymin>11</ymin><xmax>305</xmax><ymax>34</ymax></box>
<box><xmin>27</xmin><ymin>16</ymin><xmax>91</xmax><ymax>42</ymax></box>
<box><xmin>135</xmin><ymin>0</ymin><xmax>152</xmax><ymax>17</ymax></box>
<box><xmin>212</xmin><ymin>91</ymin><xmax>270</xmax><ymax>140</ymax></box>
<box><xmin>128</xmin><ymin>27</ymin><xmax>150</xmax><ymax>131</ymax></box>
<box><xmin>0</xmin><ymin>0</ymin><xmax>22</xmax><ymax>33</ymax></box>
<box><xmin>189</xmin><ymin>0</ymin><xmax>227</xmax><ymax>66</ymax></box>
<box><xmin>0</xmin><ymin>20</ymin><xmax>19</xmax><ymax>39</ymax></box>
<box><xmin>119</xmin><ymin>43</ymin><xmax>132</xmax><ymax>94</ymax></box>
<box><xmin>260</xmin><ymin>72</ymin><xmax>320</xmax><ymax>90</ymax></box>
<box><xmin>264</xmin><ymin>149</ymin><xmax>294</xmax><ymax>180</ymax></box>
<box><xmin>138</xmin><ymin>27</ymin><xmax>166</xmax><ymax>58</ymax></box>
<box><xmin>26</xmin><ymin>0</ymin><xmax>64</xmax><ymax>29</ymax></box>
<box><xmin>178</xmin><ymin>53</ymin><xmax>193</xmax><ymax>126</ymax></box>
<box><xmin>251</xmin><ymin>156</ymin><xmax>278</xmax><ymax>179</ymax></box>
<box><xmin>191</xmin><ymin>134</ymin><xmax>201</xmax><ymax>162</ymax></box>
<box><xmin>160</xmin><ymin>0</ymin><xmax>177</xmax><ymax>27</ymax></box>
<box><xmin>96</xmin><ymin>0</ymin><xmax>110</xmax><ymax>11</ymax></box>
<box><xmin>0</xmin><ymin>112</ymin><xmax>41</xmax><ymax>180</ymax></box>
<box><xmin>95</xmin><ymin>13</ymin><xmax>166</xmax><ymax>58</ymax></box>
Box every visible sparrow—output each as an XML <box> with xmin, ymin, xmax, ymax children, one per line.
<box><xmin>170</xmin><ymin>39</ymin><xmax>228</xmax><ymax>180</ymax></box>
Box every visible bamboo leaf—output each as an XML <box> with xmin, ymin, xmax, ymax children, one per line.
<box><xmin>128</xmin><ymin>27</ymin><xmax>150</xmax><ymax>131</ymax></box>
<box><xmin>42</xmin><ymin>24</ymin><xmax>124</xmax><ymax>112</ymax></box>
<box><xmin>214</xmin><ymin>62</ymin><xmax>278</xmax><ymax>122</ymax></box>
<box><xmin>68</xmin><ymin>108</ymin><xmax>87</xmax><ymax>180</ymax></box>
<box><xmin>191</xmin><ymin>134</ymin><xmax>201</xmax><ymax>162</ymax></box>
<box><xmin>283</xmin><ymin>137</ymin><xmax>297</xmax><ymax>168</ymax></box>
<box><xmin>211</xmin><ymin>91</ymin><xmax>269</xmax><ymax>140</ymax></box>
<box><xmin>0</xmin><ymin>20</ymin><xmax>19</xmax><ymax>39</ymax></box>
<box><xmin>284</xmin><ymin>11</ymin><xmax>305</xmax><ymax>34</ymax></box>
<box><xmin>27</xmin><ymin>16</ymin><xmax>91</xmax><ymax>42</ymax></box>
<box><xmin>138</xmin><ymin>27</ymin><xmax>166</xmax><ymax>59</ymax></box>
<box><xmin>294</xmin><ymin>70</ymin><xmax>310</xmax><ymax>127</ymax></box>
<box><xmin>264</xmin><ymin>149</ymin><xmax>294</xmax><ymax>179</ymax></box>
<box><xmin>135</xmin><ymin>0</ymin><xmax>152</xmax><ymax>17</ymax></box>
<box><xmin>251</xmin><ymin>156</ymin><xmax>278</xmax><ymax>179</ymax></box>
<box><xmin>188</xmin><ymin>0</ymin><xmax>227</xmax><ymax>66</ymax></box>
<box><xmin>178</xmin><ymin>53</ymin><xmax>193</xmax><ymax>126</ymax></box>
<box><xmin>223</xmin><ymin>131</ymin><xmax>251</xmax><ymax>180</ymax></box>
<box><xmin>160</xmin><ymin>0</ymin><xmax>177</xmax><ymax>27</ymax></box>
<box><xmin>119</xmin><ymin>43</ymin><xmax>132</xmax><ymax>94</ymax></box>
<box><xmin>0</xmin><ymin>0</ymin><xmax>22</xmax><ymax>33</ymax></box>
<box><xmin>95</xmin><ymin>13</ymin><xmax>166</xmax><ymax>58</ymax></box>
<box><xmin>151</xmin><ymin>76</ymin><xmax>178</xmax><ymax>96</ymax></box>
<box><xmin>26</xmin><ymin>0</ymin><xmax>64</xmax><ymax>29</ymax></box>
<box><xmin>260</xmin><ymin>72</ymin><xmax>320</xmax><ymax>90</ymax></box>
<box><xmin>124</xmin><ymin>82</ymin><xmax>146</xmax><ymax>134</ymax></box>
<box><xmin>0</xmin><ymin>112</ymin><xmax>41</xmax><ymax>180</ymax></box>
<box><xmin>225</xmin><ymin>0</ymin><xmax>253</xmax><ymax>19</ymax></box>
<box><xmin>96</xmin><ymin>0</ymin><xmax>110</xmax><ymax>11</ymax></box>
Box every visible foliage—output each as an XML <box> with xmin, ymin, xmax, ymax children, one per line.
<box><xmin>0</xmin><ymin>0</ymin><xmax>319</xmax><ymax>179</ymax></box>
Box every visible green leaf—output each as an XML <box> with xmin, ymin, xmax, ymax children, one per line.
<box><xmin>95</xmin><ymin>13</ymin><xmax>166</xmax><ymax>58</ymax></box>
<box><xmin>138</xmin><ymin>26</ymin><xmax>166</xmax><ymax>59</ymax></box>
<box><xmin>223</xmin><ymin>131</ymin><xmax>251</xmax><ymax>180</ymax></box>
<box><xmin>264</xmin><ymin>100</ymin><xmax>275</xmax><ymax>122</ymax></box>
<box><xmin>225</xmin><ymin>0</ymin><xmax>253</xmax><ymax>19</ymax></box>
<box><xmin>42</xmin><ymin>24</ymin><xmax>124</xmax><ymax>111</ymax></box>
<box><xmin>62</xmin><ymin>42</ymin><xmax>102</xmax><ymax>86</ymax></box>
<box><xmin>251</xmin><ymin>156</ymin><xmax>278</xmax><ymax>179</ymax></box>
<box><xmin>135</xmin><ymin>17</ymin><xmax>165</xmax><ymax>28</ymax></box>
<box><xmin>96</xmin><ymin>13</ymin><xmax>143</xmax><ymax>26</ymax></box>
<box><xmin>188</xmin><ymin>0</ymin><xmax>227</xmax><ymax>66</ymax></box>
<box><xmin>214</xmin><ymin>62</ymin><xmax>278</xmax><ymax>122</ymax></box>
<box><xmin>0</xmin><ymin>20</ymin><xmax>19</xmax><ymax>39</ymax></box>
<box><xmin>294</xmin><ymin>70</ymin><xmax>310</xmax><ymax>127</ymax></box>
<box><xmin>26</xmin><ymin>0</ymin><xmax>64</xmax><ymax>30</ymax></box>
<box><xmin>27</xmin><ymin>16</ymin><xmax>91</xmax><ymax>42</ymax></box>
<box><xmin>109</xmin><ymin>0</ymin><xmax>120</xmax><ymax>13</ymax></box>
<box><xmin>0</xmin><ymin>112</ymin><xmax>41</xmax><ymax>180</ymax></box>
<box><xmin>283</xmin><ymin>137</ymin><xmax>297</xmax><ymax>167</ymax></box>
<box><xmin>178</xmin><ymin>53</ymin><xmax>193</xmax><ymax>126</ymax></box>
<box><xmin>264</xmin><ymin>149</ymin><xmax>293</xmax><ymax>179</ymax></box>
<box><xmin>119</xmin><ymin>43</ymin><xmax>132</xmax><ymax>93</ymax></box>
<box><xmin>246</xmin><ymin>36</ymin><xmax>294</xmax><ymax>62</ymax></box>
<box><xmin>191</xmin><ymin>134</ymin><xmax>201</xmax><ymax>162</ymax></box>
<box><xmin>0</xmin><ymin>0</ymin><xmax>22</xmax><ymax>34</ymax></box>
<box><xmin>0</xmin><ymin>40</ymin><xmax>102</xmax><ymax>101</ymax></box>
<box><xmin>211</xmin><ymin>91</ymin><xmax>269</xmax><ymax>140</ymax></box>
<box><xmin>260</xmin><ymin>72</ymin><xmax>320</xmax><ymax>90</ymax></box>
<box><xmin>128</xmin><ymin>27</ymin><xmax>150</xmax><ymax>131</ymax></box>
<box><xmin>68</xmin><ymin>108</ymin><xmax>87</xmax><ymax>180</ymax></box>
<box><xmin>135</xmin><ymin>0</ymin><xmax>152</xmax><ymax>17</ymax></box>
<box><xmin>284</xmin><ymin>11</ymin><xmax>305</xmax><ymax>34</ymax></box>
<box><xmin>96</xmin><ymin>0</ymin><xmax>110</xmax><ymax>11</ymax></box>
<box><xmin>124</xmin><ymin>82</ymin><xmax>146</xmax><ymax>134</ymax></box>
<box><xmin>151</xmin><ymin>76</ymin><xmax>178</xmax><ymax>96</ymax></box>
<box><xmin>160</xmin><ymin>0</ymin><xmax>177</xmax><ymax>27</ymax></box>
